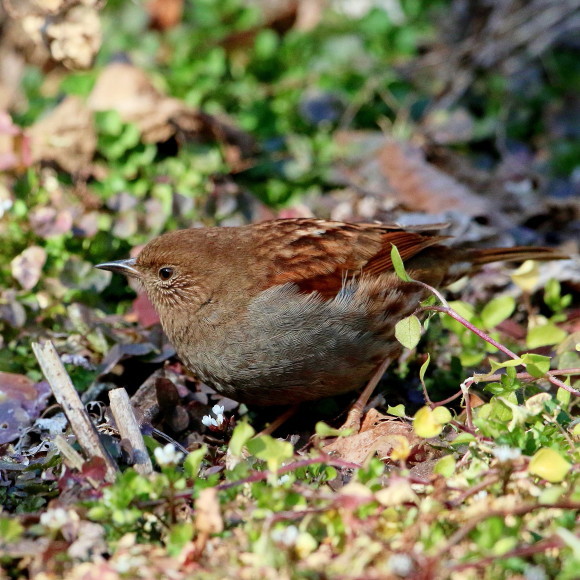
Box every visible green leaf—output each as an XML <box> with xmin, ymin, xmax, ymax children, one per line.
<box><xmin>228</xmin><ymin>422</ymin><xmax>255</xmax><ymax>457</ymax></box>
<box><xmin>419</xmin><ymin>354</ymin><xmax>430</xmax><ymax>384</ymax></box>
<box><xmin>0</xmin><ymin>517</ymin><xmax>24</xmax><ymax>542</ymax></box>
<box><xmin>166</xmin><ymin>523</ymin><xmax>194</xmax><ymax>557</ymax></box>
<box><xmin>433</xmin><ymin>454</ymin><xmax>456</xmax><ymax>477</ymax></box>
<box><xmin>451</xmin><ymin>432</ymin><xmax>476</xmax><ymax>445</ymax></box>
<box><xmin>95</xmin><ymin>110</ymin><xmax>123</xmax><ymax>135</ymax></box>
<box><xmin>184</xmin><ymin>445</ymin><xmax>207</xmax><ymax>479</ymax></box>
<box><xmin>480</xmin><ymin>296</ymin><xmax>516</xmax><ymax>329</ymax></box>
<box><xmin>526</xmin><ymin>323</ymin><xmax>567</xmax><ymax>349</ymax></box>
<box><xmin>387</xmin><ymin>404</ymin><xmax>407</xmax><ymax>418</ymax></box>
<box><xmin>390</xmin><ymin>245</ymin><xmax>412</xmax><ymax>282</ymax></box>
<box><xmin>557</xmin><ymin>387</ymin><xmax>571</xmax><ymax>408</ymax></box>
<box><xmin>315</xmin><ymin>421</ymin><xmax>349</xmax><ymax>437</ymax></box>
<box><xmin>395</xmin><ymin>315</ymin><xmax>422</xmax><ymax>349</ymax></box>
<box><xmin>246</xmin><ymin>435</ymin><xmax>294</xmax><ymax>472</ymax></box>
<box><xmin>496</xmin><ymin>396</ymin><xmax>528</xmax><ymax>430</ymax></box>
<box><xmin>521</xmin><ymin>353</ymin><xmax>551</xmax><ymax>378</ymax></box>
<box><xmin>489</xmin><ymin>358</ymin><xmax>522</xmax><ymax>373</ymax></box>
<box><xmin>529</xmin><ymin>448</ymin><xmax>571</xmax><ymax>483</ymax></box>
<box><xmin>447</xmin><ymin>300</ymin><xmax>476</xmax><ymax>322</ymax></box>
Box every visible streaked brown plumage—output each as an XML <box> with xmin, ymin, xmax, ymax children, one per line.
<box><xmin>96</xmin><ymin>218</ymin><xmax>565</xmax><ymax>405</ymax></box>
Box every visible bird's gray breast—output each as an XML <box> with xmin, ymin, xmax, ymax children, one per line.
<box><xmin>180</xmin><ymin>283</ymin><xmax>394</xmax><ymax>404</ymax></box>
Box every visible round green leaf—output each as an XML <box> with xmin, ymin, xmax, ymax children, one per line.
<box><xmin>395</xmin><ymin>315</ymin><xmax>422</xmax><ymax>350</ymax></box>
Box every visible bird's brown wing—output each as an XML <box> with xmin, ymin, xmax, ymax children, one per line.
<box><xmin>254</xmin><ymin>219</ymin><xmax>446</xmax><ymax>298</ymax></box>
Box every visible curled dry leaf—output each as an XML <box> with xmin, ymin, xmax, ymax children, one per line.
<box><xmin>3</xmin><ymin>0</ymin><xmax>102</xmax><ymax>70</ymax></box>
<box><xmin>322</xmin><ymin>413</ymin><xmax>422</xmax><ymax>465</ymax></box>
<box><xmin>44</xmin><ymin>4</ymin><xmax>102</xmax><ymax>69</ymax></box>
<box><xmin>11</xmin><ymin>245</ymin><xmax>47</xmax><ymax>290</ymax></box>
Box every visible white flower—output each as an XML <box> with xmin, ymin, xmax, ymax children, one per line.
<box><xmin>525</xmin><ymin>565</ymin><xmax>547</xmax><ymax>580</ymax></box>
<box><xmin>154</xmin><ymin>443</ymin><xmax>184</xmax><ymax>466</ymax></box>
<box><xmin>40</xmin><ymin>508</ymin><xmax>76</xmax><ymax>531</ymax></box>
<box><xmin>388</xmin><ymin>553</ymin><xmax>413</xmax><ymax>576</ymax></box>
<box><xmin>271</xmin><ymin>525</ymin><xmax>299</xmax><ymax>546</ymax></box>
<box><xmin>492</xmin><ymin>446</ymin><xmax>522</xmax><ymax>463</ymax></box>
<box><xmin>202</xmin><ymin>415</ymin><xmax>216</xmax><ymax>427</ymax></box>
<box><xmin>202</xmin><ymin>405</ymin><xmax>226</xmax><ymax>429</ymax></box>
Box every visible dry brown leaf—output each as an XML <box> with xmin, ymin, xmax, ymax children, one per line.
<box><xmin>87</xmin><ymin>63</ymin><xmax>186</xmax><ymax>143</ymax></box>
<box><xmin>147</xmin><ymin>0</ymin><xmax>184</xmax><ymax>31</ymax></box>
<box><xmin>44</xmin><ymin>4</ymin><xmax>101</xmax><ymax>69</ymax></box>
<box><xmin>194</xmin><ymin>487</ymin><xmax>223</xmax><ymax>557</ymax></box>
<box><xmin>28</xmin><ymin>96</ymin><xmax>96</xmax><ymax>173</ymax></box>
<box><xmin>3</xmin><ymin>1</ymin><xmax>103</xmax><ymax>70</ymax></box>
<box><xmin>0</xmin><ymin>112</ymin><xmax>32</xmax><ymax>171</ymax></box>
<box><xmin>322</xmin><ymin>413</ymin><xmax>420</xmax><ymax>465</ymax></box>
<box><xmin>378</xmin><ymin>139</ymin><xmax>489</xmax><ymax>216</ymax></box>
<box><xmin>87</xmin><ymin>63</ymin><xmax>256</xmax><ymax>164</ymax></box>
<box><xmin>11</xmin><ymin>245</ymin><xmax>47</xmax><ymax>290</ymax></box>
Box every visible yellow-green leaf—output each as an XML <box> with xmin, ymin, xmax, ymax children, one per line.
<box><xmin>184</xmin><ymin>445</ymin><xmax>207</xmax><ymax>478</ymax></box>
<box><xmin>387</xmin><ymin>404</ymin><xmax>406</xmax><ymax>418</ymax></box>
<box><xmin>228</xmin><ymin>422</ymin><xmax>255</xmax><ymax>457</ymax></box>
<box><xmin>480</xmin><ymin>295</ymin><xmax>516</xmax><ymax>329</ymax></box>
<box><xmin>529</xmin><ymin>448</ymin><xmax>571</xmax><ymax>483</ymax></box>
<box><xmin>556</xmin><ymin>386</ymin><xmax>571</xmax><ymax>407</ymax></box>
<box><xmin>433</xmin><ymin>454</ymin><xmax>456</xmax><ymax>477</ymax></box>
<box><xmin>246</xmin><ymin>434</ymin><xmax>294</xmax><ymax>472</ymax></box>
<box><xmin>451</xmin><ymin>432</ymin><xmax>476</xmax><ymax>445</ymax></box>
<box><xmin>391</xmin><ymin>244</ymin><xmax>412</xmax><ymax>282</ymax></box>
<box><xmin>419</xmin><ymin>354</ymin><xmax>430</xmax><ymax>383</ymax></box>
<box><xmin>432</xmin><ymin>406</ymin><xmax>452</xmax><ymax>424</ymax></box>
<box><xmin>0</xmin><ymin>517</ymin><xmax>24</xmax><ymax>542</ymax></box>
<box><xmin>521</xmin><ymin>353</ymin><xmax>551</xmax><ymax>378</ymax></box>
<box><xmin>511</xmin><ymin>260</ymin><xmax>539</xmax><ymax>293</ymax></box>
<box><xmin>526</xmin><ymin>323</ymin><xmax>567</xmax><ymax>349</ymax></box>
<box><xmin>489</xmin><ymin>358</ymin><xmax>522</xmax><ymax>373</ymax></box>
<box><xmin>315</xmin><ymin>421</ymin><xmax>349</xmax><ymax>437</ymax></box>
<box><xmin>413</xmin><ymin>406</ymin><xmax>452</xmax><ymax>438</ymax></box>
<box><xmin>395</xmin><ymin>315</ymin><xmax>422</xmax><ymax>349</ymax></box>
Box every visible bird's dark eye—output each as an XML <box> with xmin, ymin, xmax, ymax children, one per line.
<box><xmin>159</xmin><ymin>267</ymin><xmax>174</xmax><ymax>281</ymax></box>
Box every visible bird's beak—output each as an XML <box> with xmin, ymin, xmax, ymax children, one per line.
<box><xmin>95</xmin><ymin>258</ymin><xmax>141</xmax><ymax>278</ymax></box>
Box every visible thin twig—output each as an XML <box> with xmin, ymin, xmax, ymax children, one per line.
<box><xmin>415</xmin><ymin>305</ymin><xmax>580</xmax><ymax>396</ymax></box>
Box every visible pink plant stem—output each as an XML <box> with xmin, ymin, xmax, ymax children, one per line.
<box><xmin>416</xmin><ymin>305</ymin><xmax>580</xmax><ymax>396</ymax></box>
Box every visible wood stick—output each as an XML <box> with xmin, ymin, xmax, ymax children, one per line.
<box><xmin>31</xmin><ymin>340</ymin><xmax>118</xmax><ymax>482</ymax></box>
<box><xmin>109</xmin><ymin>388</ymin><xmax>153</xmax><ymax>475</ymax></box>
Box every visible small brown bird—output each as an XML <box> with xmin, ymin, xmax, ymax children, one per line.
<box><xmin>96</xmin><ymin>219</ymin><xmax>564</xmax><ymax>406</ymax></box>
